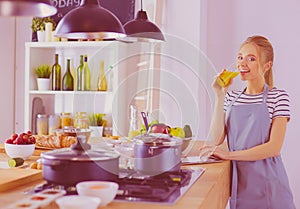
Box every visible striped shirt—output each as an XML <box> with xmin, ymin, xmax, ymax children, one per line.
<box><xmin>224</xmin><ymin>87</ymin><xmax>290</xmax><ymax>121</ymax></box>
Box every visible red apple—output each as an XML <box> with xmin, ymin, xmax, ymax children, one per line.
<box><xmin>150</xmin><ymin>123</ymin><xmax>171</xmax><ymax>134</ymax></box>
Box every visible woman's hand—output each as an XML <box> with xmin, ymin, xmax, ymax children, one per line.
<box><xmin>199</xmin><ymin>144</ymin><xmax>230</xmax><ymax>161</ymax></box>
<box><xmin>212</xmin><ymin>70</ymin><xmax>232</xmax><ymax>97</ymax></box>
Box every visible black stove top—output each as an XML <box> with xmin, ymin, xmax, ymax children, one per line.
<box><xmin>34</xmin><ymin>167</ymin><xmax>205</xmax><ymax>205</ymax></box>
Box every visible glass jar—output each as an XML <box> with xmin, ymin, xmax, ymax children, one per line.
<box><xmin>74</xmin><ymin>112</ymin><xmax>89</xmax><ymax>129</ymax></box>
<box><xmin>36</xmin><ymin>114</ymin><xmax>48</xmax><ymax>135</ymax></box>
<box><xmin>48</xmin><ymin>114</ymin><xmax>60</xmax><ymax>134</ymax></box>
<box><xmin>60</xmin><ymin>112</ymin><xmax>73</xmax><ymax>128</ymax></box>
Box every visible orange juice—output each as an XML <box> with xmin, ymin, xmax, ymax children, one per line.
<box><xmin>217</xmin><ymin>69</ymin><xmax>240</xmax><ymax>87</ymax></box>
<box><xmin>89</xmin><ymin>185</ymin><xmax>108</xmax><ymax>190</ymax></box>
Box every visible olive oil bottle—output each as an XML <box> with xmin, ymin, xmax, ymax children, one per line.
<box><xmin>82</xmin><ymin>55</ymin><xmax>91</xmax><ymax>91</ymax></box>
<box><xmin>97</xmin><ymin>60</ymin><xmax>108</xmax><ymax>91</ymax></box>
<box><xmin>76</xmin><ymin>55</ymin><xmax>84</xmax><ymax>91</ymax></box>
<box><xmin>51</xmin><ymin>53</ymin><xmax>61</xmax><ymax>90</ymax></box>
<box><xmin>62</xmin><ymin>59</ymin><xmax>74</xmax><ymax>91</ymax></box>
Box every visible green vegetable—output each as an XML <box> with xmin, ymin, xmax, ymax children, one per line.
<box><xmin>8</xmin><ymin>158</ymin><xmax>24</xmax><ymax>167</ymax></box>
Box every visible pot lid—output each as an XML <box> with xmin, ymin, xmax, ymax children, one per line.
<box><xmin>134</xmin><ymin>133</ymin><xmax>182</xmax><ymax>146</ymax></box>
<box><xmin>41</xmin><ymin>148</ymin><xmax>120</xmax><ymax>161</ymax></box>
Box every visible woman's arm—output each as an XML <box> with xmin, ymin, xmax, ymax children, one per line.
<box><xmin>213</xmin><ymin>117</ymin><xmax>288</xmax><ymax>161</ymax></box>
<box><xmin>207</xmin><ymin>77</ymin><xmax>228</xmax><ymax>145</ymax></box>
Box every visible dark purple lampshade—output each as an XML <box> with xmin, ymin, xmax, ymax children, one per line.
<box><xmin>123</xmin><ymin>10</ymin><xmax>165</xmax><ymax>41</ymax></box>
<box><xmin>55</xmin><ymin>0</ymin><xmax>125</xmax><ymax>40</ymax></box>
<box><xmin>0</xmin><ymin>0</ymin><xmax>57</xmax><ymax>17</ymax></box>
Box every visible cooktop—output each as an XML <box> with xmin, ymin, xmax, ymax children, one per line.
<box><xmin>34</xmin><ymin>167</ymin><xmax>205</xmax><ymax>205</ymax></box>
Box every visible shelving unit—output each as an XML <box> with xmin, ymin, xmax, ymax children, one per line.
<box><xmin>24</xmin><ymin>41</ymin><xmax>121</xmax><ymax>134</ymax></box>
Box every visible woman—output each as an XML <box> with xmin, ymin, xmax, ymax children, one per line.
<box><xmin>200</xmin><ymin>35</ymin><xmax>296</xmax><ymax>209</ymax></box>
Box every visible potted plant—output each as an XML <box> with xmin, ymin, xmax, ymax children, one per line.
<box><xmin>31</xmin><ymin>17</ymin><xmax>56</xmax><ymax>42</ymax></box>
<box><xmin>88</xmin><ymin>113</ymin><xmax>106</xmax><ymax>137</ymax></box>
<box><xmin>34</xmin><ymin>64</ymin><xmax>51</xmax><ymax>91</ymax></box>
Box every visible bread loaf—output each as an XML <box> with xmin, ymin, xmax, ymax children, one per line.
<box><xmin>35</xmin><ymin>135</ymin><xmax>77</xmax><ymax>148</ymax></box>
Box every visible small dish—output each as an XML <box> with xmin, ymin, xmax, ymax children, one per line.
<box><xmin>76</xmin><ymin>181</ymin><xmax>118</xmax><ymax>206</ymax></box>
<box><xmin>55</xmin><ymin>195</ymin><xmax>100</xmax><ymax>209</ymax></box>
<box><xmin>4</xmin><ymin>143</ymin><xmax>35</xmax><ymax>159</ymax></box>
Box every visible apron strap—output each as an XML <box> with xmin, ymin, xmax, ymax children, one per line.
<box><xmin>262</xmin><ymin>84</ymin><xmax>268</xmax><ymax>103</ymax></box>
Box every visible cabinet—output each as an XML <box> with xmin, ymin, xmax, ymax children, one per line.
<box><xmin>24</xmin><ymin>41</ymin><xmax>123</xmax><ymax>135</ymax></box>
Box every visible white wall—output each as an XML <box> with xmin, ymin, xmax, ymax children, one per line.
<box><xmin>0</xmin><ymin>17</ymin><xmax>15</xmax><ymax>142</ymax></box>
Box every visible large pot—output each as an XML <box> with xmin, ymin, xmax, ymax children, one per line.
<box><xmin>41</xmin><ymin>135</ymin><xmax>119</xmax><ymax>186</ymax></box>
<box><xmin>133</xmin><ymin>133</ymin><xmax>182</xmax><ymax>175</ymax></box>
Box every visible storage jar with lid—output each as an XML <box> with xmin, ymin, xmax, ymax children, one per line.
<box><xmin>74</xmin><ymin>112</ymin><xmax>89</xmax><ymax>129</ymax></box>
<box><xmin>37</xmin><ymin>114</ymin><xmax>48</xmax><ymax>135</ymax></box>
<box><xmin>60</xmin><ymin>112</ymin><xmax>73</xmax><ymax>128</ymax></box>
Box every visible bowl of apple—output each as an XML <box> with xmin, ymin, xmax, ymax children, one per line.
<box><xmin>4</xmin><ymin>131</ymin><xmax>36</xmax><ymax>159</ymax></box>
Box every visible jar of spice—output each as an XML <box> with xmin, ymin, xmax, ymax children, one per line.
<box><xmin>36</xmin><ymin>114</ymin><xmax>48</xmax><ymax>135</ymax></box>
<box><xmin>60</xmin><ymin>112</ymin><xmax>73</xmax><ymax>128</ymax></box>
<box><xmin>74</xmin><ymin>112</ymin><xmax>89</xmax><ymax>129</ymax></box>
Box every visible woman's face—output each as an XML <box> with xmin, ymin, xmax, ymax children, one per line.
<box><xmin>236</xmin><ymin>43</ymin><xmax>265</xmax><ymax>82</ymax></box>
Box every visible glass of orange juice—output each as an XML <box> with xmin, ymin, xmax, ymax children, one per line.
<box><xmin>217</xmin><ymin>69</ymin><xmax>240</xmax><ymax>87</ymax></box>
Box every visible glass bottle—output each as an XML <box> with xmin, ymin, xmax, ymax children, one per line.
<box><xmin>70</xmin><ymin>58</ymin><xmax>77</xmax><ymax>90</ymax></box>
<box><xmin>82</xmin><ymin>55</ymin><xmax>91</xmax><ymax>91</ymax></box>
<box><xmin>62</xmin><ymin>59</ymin><xmax>74</xmax><ymax>91</ymax></box>
<box><xmin>97</xmin><ymin>60</ymin><xmax>108</xmax><ymax>91</ymax></box>
<box><xmin>51</xmin><ymin>53</ymin><xmax>61</xmax><ymax>91</ymax></box>
<box><xmin>76</xmin><ymin>55</ymin><xmax>84</xmax><ymax>91</ymax></box>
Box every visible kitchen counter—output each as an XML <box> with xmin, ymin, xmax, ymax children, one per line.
<box><xmin>0</xmin><ymin>140</ymin><xmax>230</xmax><ymax>209</ymax></box>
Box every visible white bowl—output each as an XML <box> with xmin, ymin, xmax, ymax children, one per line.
<box><xmin>55</xmin><ymin>195</ymin><xmax>100</xmax><ymax>209</ymax></box>
<box><xmin>4</xmin><ymin>143</ymin><xmax>35</xmax><ymax>159</ymax></box>
<box><xmin>76</xmin><ymin>181</ymin><xmax>118</xmax><ymax>206</ymax></box>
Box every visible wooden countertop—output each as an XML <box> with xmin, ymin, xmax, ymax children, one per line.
<box><xmin>0</xmin><ymin>140</ymin><xmax>230</xmax><ymax>209</ymax></box>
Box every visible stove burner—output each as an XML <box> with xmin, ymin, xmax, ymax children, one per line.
<box><xmin>115</xmin><ymin>170</ymin><xmax>193</xmax><ymax>202</ymax></box>
<box><xmin>34</xmin><ymin>168</ymin><xmax>205</xmax><ymax>205</ymax></box>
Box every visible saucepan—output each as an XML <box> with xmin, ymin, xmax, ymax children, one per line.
<box><xmin>133</xmin><ymin>133</ymin><xmax>182</xmax><ymax>175</ymax></box>
<box><xmin>41</xmin><ymin>135</ymin><xmax>120</xmax><ymax>186</ymax></box>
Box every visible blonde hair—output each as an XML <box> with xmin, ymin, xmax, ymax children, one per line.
<box><xmin>241</xmin><ymin>35</ymin><xmax>274</xmax><ymax>87</ymax></box>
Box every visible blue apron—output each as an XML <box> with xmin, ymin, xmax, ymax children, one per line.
<box><xmin>225</xmin><ymin>84</ymin><xmax>295</xmax><ymax>209</ymax></box>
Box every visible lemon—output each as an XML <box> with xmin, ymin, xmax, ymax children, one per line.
<box><xmin>128</xmin><ymin>130</ymin><xmax>140</xmax><ymax>140</ymax></box>
<box><xmin>170</xmin><ymin>127</ymin><xmax>185</xmax><ymax>138</ymax></box>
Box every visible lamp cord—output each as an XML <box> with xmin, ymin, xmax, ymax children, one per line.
<box><xmin>141</xmin><ymin>0</ymin><xmax>143</xmax><ymax>11</ymax></box>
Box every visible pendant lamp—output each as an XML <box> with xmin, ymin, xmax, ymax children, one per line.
<box><xmin>0</xmin><ymin>0</ymin><xmax>57</xmax><ymax>17</ymax></box>
<box><xmin>123</xmin><ymin>0</ymin><xmax>165</xmax><ymax>41</ymax></box>
<box><xmin>55</xmin><ymin>0</ymin><xmax>125</xmax><ymax>40</ymax></box>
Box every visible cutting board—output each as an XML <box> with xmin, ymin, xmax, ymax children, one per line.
<box><xmin>0</xmin><ymin>168</ymin><xmax>42</xmax><ymax>192</ymax></box>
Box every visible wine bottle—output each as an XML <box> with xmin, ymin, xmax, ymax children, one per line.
<box><xmin>97</xmin><ymin>60</ymin><xmax>108</xmax><ymax>91</ymax></box>
<box><xmin>51</xmin><ymin>53</ymin><xmax>61</xmax><ymax>90</ymax></box>
<box><xmin>70</xmin><ymin>58</ymin><xmax>77</xmax><ymax>90</ymax></box>
<box><xmin>82</xmin><ymin>55</ymin><xmax>91</xmax><ymax>91</ymax></box>
<box><xmin>76</xmin><ymin>55</ymin><xmax>84</xmax><ymax>91</ymax></box>
<box><xmin>62</xmin><ymin>59</ymin><xmax>74</xmax><ymax>91</ymax></box>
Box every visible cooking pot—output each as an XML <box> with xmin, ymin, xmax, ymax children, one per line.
<box><xmin>133</xmin><ymin>133</ymin><xmax>182</xmax><ymax>175</ymax></box>
<box><xmin>41</xmin><ymin>135</ymin><xmax>119</xmax><ymax>186</ymax></box>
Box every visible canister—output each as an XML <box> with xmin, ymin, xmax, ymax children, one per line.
<box><xmin>60</xmin><ymin>112</ymin><xmax>73</xmax><ymax>128</ymax></box>
<box><xmin>74</xmin><ymin>112</ymin><xmax>88</xmax><ymax>129</ymax></box>
<box><xmin>37</xmin><ymin>114</ymin><xmax>48</xmax><ymax>135</ymax></box>
<box><xmin>48</xmin><ymin>114</ymin><xmax>60</xmax><ymax>134</ymax></box>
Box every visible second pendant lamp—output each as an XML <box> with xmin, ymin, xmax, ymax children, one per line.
<box><xmin>123</xmin><ymin>0</ymin><xmax>165</xmax><ymax>42</ymax></box>
<box><xmin>55</xmin><ymin>0</ymin><xmax>125</xmax><ymax>40</ymax></box>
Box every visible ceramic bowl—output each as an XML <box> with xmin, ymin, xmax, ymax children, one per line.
<box><xmin>76</xmin><ymin>181</ymin><xmax>118</xmax><ymax>206</ymax></box>
<box><xmin>4</xmin><ymin>143</ymin><xmax>35</xmax><ymax>159</ymax></box>
<box><xmin>55</xmin><ymin>195</ymin><xmax>100</xmax><ymax>209</ymax></box>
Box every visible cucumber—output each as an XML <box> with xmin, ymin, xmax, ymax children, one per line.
<box><xmin>8</xmin><ymin>157</ymin><xmax>25</xmax><ymax>167</ymax></box>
